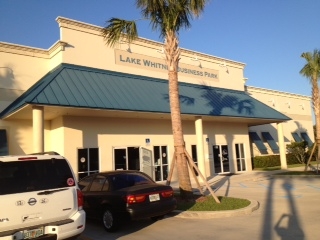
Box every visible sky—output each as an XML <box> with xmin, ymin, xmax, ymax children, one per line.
<box><xmin>1</xmin><ymin>0</ymin><xmax>319</xmax><ymax>97</ymax></box>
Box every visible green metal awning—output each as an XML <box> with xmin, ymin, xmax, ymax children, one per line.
<box><xmin>0</xmin><ymin>63</ymin><xmax>291</xmax><ymax>123</ymax></box>
<box><xmin>261</xmin><ymin>131</ymin><xmax>279</xmax><ymax>154</ymax></box>
<box><xmin>292</xmin><ymin>132</ymin><xmax>302</xmax><ymax>142</ymax></box>
<box><xmin>249</xmin><ymin>132</ymin><xmax>268</xmax><ymax>154</ymax></box>
<box><xmin>301</xmin><ymin>132</ymin><xmax>313</xmax><ymax>147</ymax></box>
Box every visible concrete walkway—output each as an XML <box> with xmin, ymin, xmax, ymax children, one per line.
<box><xmin>169</xmin><ymin>166</ymin><xmax>320</xmax><ymax>219</ymax></box>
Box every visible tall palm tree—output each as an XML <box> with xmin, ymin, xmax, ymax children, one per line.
<box><xmin>101</xmin><ymin>0</ymin><xmax>209</xmax><ymax>199</ymax></box>
<box><xmin>300</xmin><ymin>49</ymin><xmax>320</xmax><ymax>167</ymax></box>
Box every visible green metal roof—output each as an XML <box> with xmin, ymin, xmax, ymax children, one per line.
<box><xmin>0</xmin><ymin>63</ymin><xmax>290</xmax><ymax>121</ymax></box>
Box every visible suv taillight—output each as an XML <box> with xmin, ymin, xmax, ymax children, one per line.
<box><xmin>18</xmin><ymin>157</ymin><xmax>38</xmax><ymax>160</ymax></box>
<box><xmin>77</xmin><ymin>189</ymin><xmax>84</xmax><ymax>210</ymax></box>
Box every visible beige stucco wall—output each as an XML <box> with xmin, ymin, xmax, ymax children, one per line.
<box><xmin>0</xmin><ymin>119</ymin><xmax>52</xmax><ymax>155</ymax></box>
<box><xmin>0</xmin><ymin>120</ymin><xmax>32</xmax><ymax>154</ymax></box>
<box><xmin>0</xmin><ymin>41</ymin><xmax>67</xmax><ymax>112</ymax></box>
<box><xmin>57</xmin><ymin>17</ymin><xmax>246</xmax><ymax>91</ymax></box>
<box><xmin>49</xmin><ymin>115</ymin><xmax>251</xmax><ymax>179</ymax></box>
<box><xmin>49</xmin><ymin>116</ymin><xmax>65</xmax><ymax>155</ymax></box>
<box><xmin>0</xmin><ymin>47</ymin><xmax>49</xmax><ymax>89</ymax></box>
<box><xmin>0</xmin><ymin>46</ymin><xmax>49</xmax><ymax>112</ymax></box>
<box><xmin>61</xmin><ymin>116</ymin><xmax>174</xmax><ymax>169</ymax></box>
<box><xmin>204</xmin><ymin>121</ymin><xmax>252</xmax><ymax>174</ymax></box>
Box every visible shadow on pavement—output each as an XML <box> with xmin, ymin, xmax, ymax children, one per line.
<box><xmin>273</xmin><ymin>178</ymin><xmax>304</xmax><ymax>239</ymax></box>
<box><xmin>77</xmin><ymin>216</ymin><xmax>172</xmax><ymax>240</ymax></box>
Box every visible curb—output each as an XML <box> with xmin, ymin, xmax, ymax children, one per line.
<box><xmin>170</xmin><ymin>199</ymin><xmax>260</xmax><ymax>219</ymax></box>
<box><xmin>271</xmin><ymin>174</ymin><xmax>320</xmax><ymax>178</ymax></box>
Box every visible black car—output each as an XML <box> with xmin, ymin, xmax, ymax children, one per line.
<box><xmin>78</xmin><ymin>170</ymin><xmax>177</xmax><ymax>232</ymax></box>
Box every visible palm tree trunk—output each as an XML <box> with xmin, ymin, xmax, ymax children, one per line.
<box><xmin>311</xmin><ymin>77</ymin><xmax>320</xmax><ymax>167</ymax></box>
<box><xmin>316</xmin><ymin>119</ymin><xmax>320</xmax><ymax>164</ymax></box>
<box><xmin>168</xmin><ymin>70</ymin><xmax>192</xmax><ymax>198</ymax></box>
<box><xmin>165</xmin><ymin>31</ymin><xmax>193</xmax><ymax>199</ymax></box>
<box><xmin>304</xmin><ymin>143</ymin><xmax>316</xmax><ymax>171</ymax></box>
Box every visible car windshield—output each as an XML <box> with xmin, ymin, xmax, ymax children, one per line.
<box><xmin>0</xmin><ymin>159</ymin><xmax>74</xmax><ymax>195</ymax></box>
<box><xmin>112</xmin><ymin>172</ymin><xmax>154</xmax><ymax>190</ymax></box>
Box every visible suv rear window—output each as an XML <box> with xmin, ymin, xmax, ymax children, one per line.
<box><xmin>0</xmin><ymin>159</ymin><xmax>75</xmax><ymax>195</ymax></box>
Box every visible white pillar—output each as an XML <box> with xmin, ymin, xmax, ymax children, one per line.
<box><xmin>195</xmin><ymin>116</ymin><xmax>206</xmax><ymax>177</ymax></box>
<box><xmin>277</xmin><ymin>122</ymin><xmax>287</xmax><ymax>169</ymax></box>
<box><xmin>32</xmin><ymin>106</ymin><xmax>44</xmax><ymax>153</ymax></box>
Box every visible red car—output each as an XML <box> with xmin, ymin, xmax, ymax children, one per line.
<box><xmin>78</xmin><ymin>170</ymin><xmax>177</xmax><ymax>232</ymax></box>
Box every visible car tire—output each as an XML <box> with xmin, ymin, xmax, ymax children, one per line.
<box><xmin>102</xmin><ymin>208</ymin><xmax>118</xmax><ymax>232</ymax></box>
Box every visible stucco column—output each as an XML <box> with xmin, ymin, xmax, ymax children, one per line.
<box><xmin>32</xmin><ymin>106</ymin><xmax>44</xmax><ymax>153</ymax></box>
<box><xmin>277</xmin><ymin>122</ymin><xmax>287</xmax><ymax>169</ymax></box>
<box><xmin>195</xmin><ymin>116</ymin><xmax>206</xmax><ymax>177</ymax></box>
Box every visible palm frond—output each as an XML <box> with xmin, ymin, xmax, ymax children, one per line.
<box><xmin>101</xmin><ymin>18</ymin><xmax>138</xmax><ymax>47</ymax></box>
<box><xmin>136</xmin><ymin>0</ymin><xmax>207</xmax><ymax>38</ymax></box>
<box><xmin>189</xmin><ymin>0</ymin><xmax>208</xmax><ymax>17</ymax></box>
<box><xmin>300</xmin><ymin>49</ymin><xmax>320</xmax><ymax>83</ymax></box>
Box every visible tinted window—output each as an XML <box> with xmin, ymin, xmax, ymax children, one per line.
<box><xmin>0</xmin><ymin>159</ymin><xmax>74</xmax><ymax>195</ymax></box>
<box><xmin>111</xmin><ymin>173</ymin><xmax>154</xmax><ymax>190</ymax></box>
<box><xmin>0</xmin><ymin>130</ymin><xmax>8</xmax><ymax>156</ymax></box>
<box><xmin>90</xmin><ymin>175</ymin><xmax>108</xmax><ymax>191</ymax></box>
<box><xmin>78</xmin><ymin>175</ymin><xmax>95</xmax><ymax>191</ymax></box>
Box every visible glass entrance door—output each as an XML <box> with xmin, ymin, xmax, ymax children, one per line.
<box><xmin>153</xmin><ymin>146</ymin><xmax>168</xmax><ymax>181</ymax></box>
<box><xmin>235</xmin><ymin>143</ymin><xmax>246</xmax><ymax>171</ymax></box>
<box><xmin>114</xmin><ymin>147</ymin><xmax>140</xmax><ymax>171</ymax></box>
<box><xmin>77</xmin><ymin>148</ymin><xmax>99</xmax><ymax>179</ymax></box>
<box><xmin>114</xmin><ymin>148</ymin><xmax>127</xmax><ymax>170</ymax></box>
<box><xmin>212</xmin><ymin>145</ymin><xmax>230</xmax><ymax>174</ymax></box>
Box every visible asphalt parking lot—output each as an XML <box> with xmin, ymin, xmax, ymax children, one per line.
<box><xmin>78</xmin><ymin>169</ymin><xmax>320</xmax><ymax>240</ymax></box>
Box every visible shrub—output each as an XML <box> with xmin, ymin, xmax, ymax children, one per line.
<box><xmin>286</xmin><ymin>141</ymin><xmax>308</xmax><ymax>164</ymax></box>
<box><xmin>252</xmin><ymin>153</ymin><xmax>306</xmax><ymax>169</ymax></box>
<box><xmin>253</xmin><ymin>155</ymin><xmax>280</xmax><ymax>168</ymax></box>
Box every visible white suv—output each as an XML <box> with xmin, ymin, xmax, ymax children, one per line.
<box><xmin>0</xmin><ymin>152</ymin><xmax>86</xmax><ymax>239</ymax></box>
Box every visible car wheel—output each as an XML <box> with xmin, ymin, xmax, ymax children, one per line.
<box><xmin>102</xmin><ymin>208</ymin><xmax>118</xmax><ymax>232</ymax></box>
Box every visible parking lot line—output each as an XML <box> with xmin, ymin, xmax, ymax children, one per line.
<box><xmin>306</xmin><ymin>184</ymin><xmax>320</xmax><ymax>190</ymax></box>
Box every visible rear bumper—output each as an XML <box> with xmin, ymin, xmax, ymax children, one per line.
<box><xmin>0</xmin><ymin>210</ymin><xmax>86</xmax><ymax>240</ymax></box>
<box><xmin>127</xmin><ymin>198</ymin><xmax>177</xmax><ymax>220</ymax></box>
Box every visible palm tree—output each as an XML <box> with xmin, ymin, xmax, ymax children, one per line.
<box><xmin>300</xmin><ymin>49</ymin><xmax>320</xmax><ymax>168</ymax></box>
<box><xmin>101</xmin><ymin>0</ymin><xmax>209</xmax><ymax>199</ymax></box>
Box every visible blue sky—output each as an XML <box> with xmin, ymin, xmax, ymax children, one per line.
<box><xmin>1</xmin><ymin>0</ymin><xmax>319</xmax><ymax>97</ymax></box>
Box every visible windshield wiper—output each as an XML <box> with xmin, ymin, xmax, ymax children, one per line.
<box><xmin>37</xmin><ymin>188</ymin><xmax>68</xmax><ymax>195</ymax></box>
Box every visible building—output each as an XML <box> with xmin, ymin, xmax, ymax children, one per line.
<box><xmin>247</xmin><ymin>86</ymin><xmax>313</xmax><ymax>157</ymax></box>
<box><xmin>0</xmin><ymin>17</ymin><xmax>314</xmax><ymax>181</ymax></box>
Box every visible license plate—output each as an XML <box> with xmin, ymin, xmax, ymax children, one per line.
<box><xmin>23</xmin><ymin>227</ymin><xmax>44</xmax><ymax>239</ymax></box>
<box><xmin>149</xmin><ymin>193</ymin><xmax>160</xmax><ymax>202</ymax></box>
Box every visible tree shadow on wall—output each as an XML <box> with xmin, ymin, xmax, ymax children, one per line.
<box><xmin>0</xmin><ymin>66</ymin><xmax>16</xmax><ymax>91</ymax></box>
<box><xmin>200</xmin><ymin>85</ymin><xmax>254</xmax><ymax>116</ymax></box>
<box><xmin>163</xmin><ymin>94</ymin><xmax>195</xmax><ymax>106</ymax></box>
<box><xmin>163</xmin><ymin>84</ymin><xmax>255</xmax><ymax>116</ymax></box>
<box><xmin>0</xmin><ymin>65</ymin><xmax>26</xmax><ymax>155</ymax></box>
